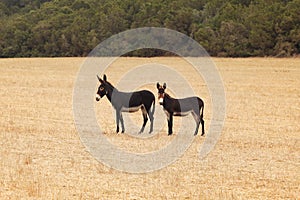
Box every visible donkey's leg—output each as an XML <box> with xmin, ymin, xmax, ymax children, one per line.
<box><xmin>191</xmin><ymin>111</ymin><xmax>200</xmax><ymax>136</ymax></box>
<box><xmin>116</xmin><ymin>110</ymin><xmax>120</xmax><ymax>133</ymax></box>
<box><xmin>199</xmin><ymin>103</ymin><xmax>205</xmax><ymax>136</ymax></box>
<box><xmin>145</xmin><ymin>103</ymin><xmax>154</xmax><ymax>133</ymax></box>
<box><xmin>168</xmin><ymin>114</ymin><xmax>173</xmax><ymax>135</ymax></box>
<box><xmin>200</xmin><ymin>115</ymin><xmax>205</xmax><ymax>136</ymax></box>
<box><xmin>139</xmin><ymin>107</ymin><xmax>148</xmax><ymax>133</ymax></box>
<box><xmin>148</xmin><ymin>111</ymin><xmax>154</xmax><ymax>133</ymax></box>
<box><xmin>120</xmin><ymin>113</ymin><xmax>125</xmax><ymax>133</ymax></box>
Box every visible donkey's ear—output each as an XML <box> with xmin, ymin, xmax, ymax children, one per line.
<box><xmin>163</xmin><ymin>83</ymin><xmax>167</xmax><ymax>89</ymax></box>
<box><xmin>97</xmin><ymin>75</ymin><xmax>103</xmax><ymax>83</ymax></box>
<box><xmin>156</xmin><ymin>82</ymin><xmax>160</xmax><ymax>89</ymax></box>
<box><xmin>103</xmin><ymin>74</ymin><xmax>107</xmax><ymax>82</ymax></box>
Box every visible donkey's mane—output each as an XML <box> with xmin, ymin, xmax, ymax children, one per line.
<box><xmin>105</xmin><ymin>81</ymin><xmax>117</xmax><ymax>91</ymax></box>
<box><xmin>164</xmin><ymin>93</ymin><xmax>173</xmax><ymax>99</ymax></box>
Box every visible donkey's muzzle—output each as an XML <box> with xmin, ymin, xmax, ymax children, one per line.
<box><xmin>95</xmin><ymin>94</ymin><xmax>101</xmax><ymax>101</ymax></box>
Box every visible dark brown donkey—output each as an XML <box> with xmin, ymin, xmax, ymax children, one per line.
<box><xmin>96</xmin><ymin>74</ymin><xmax>155</xmax><ymax>134</ymax></box>
<box><xmin>156</xmin><ymin>83</ymin><xmax>204</xmax><ymax>136</ymax></box>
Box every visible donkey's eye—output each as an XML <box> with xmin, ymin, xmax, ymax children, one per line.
<box><xmin>100</xmin><ymin>87</ymin><xmax>104</xmax><ymax>91</ymax></box>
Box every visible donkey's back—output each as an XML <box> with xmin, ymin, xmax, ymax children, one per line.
<box><xmin>175</xmin><ymin>96</ymin><xmax>203</xmax><ymax>113</ymax></box>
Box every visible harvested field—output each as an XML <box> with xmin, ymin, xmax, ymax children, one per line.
<box><xmin>0</xmin><ymin>57</ymin><xmax>299</xmax><ymax>199</ymax></box>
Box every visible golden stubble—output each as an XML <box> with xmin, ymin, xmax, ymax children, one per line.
<box><xmin>0</xmin><ymin>57</ymin><xmax>299</xmax><ymax>199</ymax></box>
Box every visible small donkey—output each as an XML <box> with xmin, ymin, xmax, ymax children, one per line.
<box><xmin>156</xmin><ymin>82</ymin><xmax>204</xmax><ymax>136</ymax></box>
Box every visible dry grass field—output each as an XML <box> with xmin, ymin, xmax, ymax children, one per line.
<box><xmin>0</xmin><ymin>57</ymin><xmax>299</xmax><ymax>199</ymax></box>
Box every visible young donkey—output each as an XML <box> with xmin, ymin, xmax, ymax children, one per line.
<box><xmin>96</xmin><ymin>74</ymin><xmax>155</xmax><ymax>133</ymax></box>
<box><xmin>156</xmin><ymin>83</ymin><xmax>205</xmax><ymax>136</ymax></box>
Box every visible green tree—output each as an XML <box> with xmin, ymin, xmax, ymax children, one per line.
<box><xmin>0</xmin><ymin>2</ymin><xmax>9</xmax><ymax>17</ymax></box>
<box><xmin>0</xmin><ymin>0</ymin><xmax>299</xmax><ymax>57</ymax></box>
<box><xmin>218</xmin><ymin>21</ymin><xmax>249</xmax><ymax>57</ymax></box>
<box><xmin>275</xmin><ymin>0</ymin><xmax>300</xmax><ymax>56</ymax></box>
<box><xmin>244</xmin><ymin>0</ymin><xmax>285</xmax><ymax>56</ymax></box>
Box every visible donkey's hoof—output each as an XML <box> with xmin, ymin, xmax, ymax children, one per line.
<box><xmin>168</xmin><ymin>133</ymin><xmax>172</xmax><ymax>136</ymax></box>
<box><xmin>139</xmin><ymin>128</ymin><xmax>145</xmax><ymax>134</ymax></box>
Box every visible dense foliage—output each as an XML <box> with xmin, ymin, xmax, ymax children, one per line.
<box><xmin>0</xmin><ymin>0</ymin><xmax>299</xmax><ymax>57</ymax></box>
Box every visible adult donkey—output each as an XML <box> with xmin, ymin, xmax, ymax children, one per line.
<box><xmin>156</xmin><ymin>83</ymin><xmax>205</xmax><ymax>136</ymax></box>
<box><xmin>96</xmin><ymin>75</ymin><xmax>155</xmax><ymax>134</ymax></box>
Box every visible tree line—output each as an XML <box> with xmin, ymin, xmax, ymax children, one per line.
<box><xmin>0</xmin><ymin>0</ymin><xmax>299</xmax><ymax>57</ymax></box>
